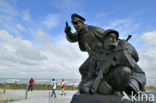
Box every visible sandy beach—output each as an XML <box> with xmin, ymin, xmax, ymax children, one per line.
<box><xmin>0</xmin><ymin>89</ymin><xmax>77</xmax><ymax>103</ymax></box>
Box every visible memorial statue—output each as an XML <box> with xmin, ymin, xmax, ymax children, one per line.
<box><xmin>65</xmin><ymin>14</ymin><xmax>105</xmax><ymax>93</ymax></box>
<box><xmin>65</xmin><ymin>14</ymin><xmax>146</xmax><ymax>95</ymax></box>
<box><xmin>88</xmin><ymin>29</ymin><xmax>146</xmax><ymax>95</ymax></box>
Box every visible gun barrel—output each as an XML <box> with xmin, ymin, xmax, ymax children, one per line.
<box><xmin>126</xmin><ymin>35</ymin><xmax>132</xmax><ymax>41</ymax></box>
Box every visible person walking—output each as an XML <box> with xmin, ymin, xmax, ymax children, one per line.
<box><xmin>51</xmin><ymin>78</ymin><xmax>57</xmax><ymax>98</ymax></box>
<box><xmin>60</xmin><ymin>79</ymin><xmax>66</xmax><ymax>95</ymax></box>
<box><xmin>28</xmin><ymin>78</ymin><xmax>35</xmax><ymax>91</ymax></box>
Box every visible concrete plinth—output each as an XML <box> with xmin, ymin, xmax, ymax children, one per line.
<box><xmin>71</xmin><ymin>92</ymin><xmax>156</xmax><ymax>103</ymax></box>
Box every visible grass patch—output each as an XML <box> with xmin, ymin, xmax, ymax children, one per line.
<box><xmin>0</xmin><ymin>83</ymin><xmax>78</xmax><ymax>90</ymax></box>
<box><xmin>0</xmin><ymin>98</ymin><xmax>20</xmax><ymax>103</ymax></box>
<box><xmin>145</xmin><ymin>86</ymin><xmax>156</xmax><ymax>91</ymax></box>
<box><xmin>1</xmin><ymin>83</ymin><xmax>156</xmax><ymax>91</ymax></box>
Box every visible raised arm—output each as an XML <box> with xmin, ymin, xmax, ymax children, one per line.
<box><xmin>64</xmin><ymin>21</ymin><xmax>78</xmax><ymax>42</ymax></box>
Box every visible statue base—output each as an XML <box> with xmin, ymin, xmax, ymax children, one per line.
<box><xmin>70</xmin><ymin>92</ymin><xmax>155</xmax><ymax>103</ymax></box>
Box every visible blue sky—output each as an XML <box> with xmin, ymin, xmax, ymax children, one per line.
<box><xmin>0</xmin><ymin>0</ymin><xmax>156</xmax><ymax>79</ymax></box>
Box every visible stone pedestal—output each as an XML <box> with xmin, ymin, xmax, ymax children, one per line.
<box><xmin>70</xmin><ymin>92</ymin><xmax>156</xmax><ymax>103</ymax></box>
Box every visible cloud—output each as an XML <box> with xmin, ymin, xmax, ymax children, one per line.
<box><xmin>41</xmin><ymin>14</ymin><xmax>60</xmax><ymax>29</ymax></box>
<box><xmin>0</xmin><ymin>29</ymin><xmax>87</xmax><ymax>78</ymax></box>
<box><xmin>0</xmin><ymin>30</ymin><xmax>47</xmax><ymax>78</ymax></box>
<box><xmin>52</xmin><ymin>0</ymin><xmax>84</xmax><ymax>13</ymax></box>
<box><xmin>21</xmin><ymin>9</ymin><xmax>32</xmax><ymax>22</ymax></box>
<box><xmin>0</xmin><ymin>30</ymin><xmax>47</xmax><ymax>65</ymax></box>
<box><xmin>138</xmin><ymin>30</ymin><xmax>156</xmax><ymax>78</ymax></box>
<box><xmin>139</xmin><ymin>48</ymin><xmax>156</xmax><ymax>78</ymax></box>
<box><xmin>0</xmin><ymin>0</ymin><xmax>19</xmax><ymax>16</ymax></box>
<box><xmin>0</xmin><ymin>13</ymin><xmax>21</xmax><ymax>37</ymax></box>
<box><xmin>31</xmin><ymin>30</ymin><xmax>87</xmax><ymax>78</ymax></box>
<box><xmin>16</xmin><ymin>23</ymin><xmax>26</xmax><ymax>31</ymax></box>
<box><xmin>141</xmin><ymin>30</ymin><xmax>156</xmax><ymax>46</ymax></box>
<box><xmin>105</xmin><ymin>19</ymin><xmax>141</xmax><ymax>38</ymax></box>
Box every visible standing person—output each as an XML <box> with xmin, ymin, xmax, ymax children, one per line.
<box><xmin>51</xmin><ymin>78</ymin><xmax>57</xmax><ymax>98</ymax></box>
<box><xmin>28</xmin><ymin>78</ymin><xmax>35</xmax><ymax>91</ymax></box>
<box><xmin>60</xmin><ymin>79</ymin><xmax>66</xmax><ymax>95</ymax></box>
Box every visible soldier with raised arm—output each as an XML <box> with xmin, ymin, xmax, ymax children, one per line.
<box><xmin>64</xmin><ymin>14</ymin><xmax>105</xmax><ymax>93</ymax></box>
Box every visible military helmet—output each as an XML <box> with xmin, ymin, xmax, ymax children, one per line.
<box><xmin>103</xmin><ymin>29</ymin><xmax>119</xmax><ymax>39</ymax></box>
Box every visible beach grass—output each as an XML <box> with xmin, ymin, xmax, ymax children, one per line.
<box><xmin>145</xmin><ymin>86</ymin><xmax>156</xmax><ymax>91</ymax></box>
<box><xmin>0</xmin><ymin>83</ymin><xmax>156</xmax><ymax>91</ymax></box>
<box><xmin>0</xmin><ymin>98</ymin><xmax>20</xmax><ymax>103</ymax></box>
<box><xmin>0</xmin><ymin>83</ymin><xmax>78</xmax><ymax>90</ymax></box>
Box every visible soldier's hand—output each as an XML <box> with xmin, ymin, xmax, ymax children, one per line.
<box><xmin>64</xmin><ymin>21</ymin><xmax>71</xmax><ymax>33</ymax></box>
<box><xmin>118</xmin><ymin>40</ymin><xmax>128</xmax><ymax>48</ymax></box>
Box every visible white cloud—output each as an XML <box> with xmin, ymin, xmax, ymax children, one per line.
<box><xmin>41</xmin><ymin>14</ymin><xmax>60</xmax><ymax>29</ymax></box>
<box><xmin>31</xmin><ymin>30</ymin><xmax>87</xmax><ymax>78</ymax></box>
<box><xmin>16</xmin><ymin>23</ymin><xmax>26</xmax><ymax>31</ymax></box>
<box><xmin>138</xmin><ymin>30</ymin><xmax>156</xmax><ymax>78</ymax></box>
<box><xmin>0</xmin><ymin>14</ymin><xmax>22</xmax><ymax>37</ymax></box>
<box><xmin>21</xmin><ymin>9</ymin><xmax>32</xmax><ymax>22</ymax></box>
<box><xmin>0</xmin><ymin>30</ymin><xmax>46</xmax><ymax>65</ymax></box>
<box><xmin>105</xmin><ymin>19</ymin><xmax>141</xmax><ymax>39</ymax></box>
<box><xmin>139</xmin><ymin>48</ymin><xmax>156</xmax><ymax>78</ymax></box>
<box><xmin>0</xmin><ymin>0</ymin><xmax>19</xmax><ymax>16</ymax></box>
<box><xmin>141</xmin><ymin>30</ymin><xmax>156</xmax><ymax>46</ymax></box>
<box><xmin>0</xmin><ymin>29</ymin><xmax>87</xmax><ymax>78</ymax></box>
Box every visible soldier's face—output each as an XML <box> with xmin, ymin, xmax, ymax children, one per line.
<box><xmin>105</xmin><ymin>33</ymin><xmax>117</xmax><ymax>43</ymax></box>
<box><xmin>104</xmin><ymin>33</ymin><xmax>117</xmax><ymax>49</ymax></box>
<box><xmin>72</xmin><ymin>21</ymin><xmax>84</xmax><ymax>32</ymax></box>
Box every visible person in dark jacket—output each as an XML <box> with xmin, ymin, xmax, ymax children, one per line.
<box><xmin>28</xmin><ymin>78</ymin><xmax>35</xmax><ymax>91</ymax></box>
<box><xmin>64</xmin><ymin>14</ymin><xmax>105</xmax><ymax>93</ymax></box>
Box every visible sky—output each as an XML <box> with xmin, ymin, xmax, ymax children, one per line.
<box><xmin>0</xmin><ymin>0</ymin><xmax>156</xmax><ymax>79</ymax></box>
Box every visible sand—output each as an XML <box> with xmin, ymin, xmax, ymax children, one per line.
<box><xmin>0</xmin><ymin>89</ymin><xmax>77</xmax><ymax>103</ymax></box>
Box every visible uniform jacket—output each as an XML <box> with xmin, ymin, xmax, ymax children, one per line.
<box><xmin>66</xmin><ymin>24</ymin><xmax>105</xmax><ymax>54</ymax></box>
<box><xmin>88</xmin><ymin>40</ymin><xmax>146</xmax><ymax>91</ymax></box>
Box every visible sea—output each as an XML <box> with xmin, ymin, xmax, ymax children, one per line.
<box><xmin>0</xmin><ymin>78</ymin><xmax>156</xmax><ymax>87</ymax></box>
<box><xmin>0</xmin><ymin>78</ymin><xmax>81</xmax><ymax>87</ymax></box>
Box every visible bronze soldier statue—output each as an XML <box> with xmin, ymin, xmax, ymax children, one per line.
<box><xmin>87</xmin><ymin>29</ymin><xmax>146</xmax><ymax>95</ymax></box>
<box><xmin>64</xmin><ymin>14</ymin><xmax>105</xmax><ymax>93</ymax></box>
<box><xmin>65</xmin><ymin>14</ymin><xmax>146</xmax><ymax>95</ymax></box>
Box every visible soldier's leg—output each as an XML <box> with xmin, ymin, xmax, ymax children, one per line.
<box><xmin>106</xmin><ymin>66</ymin><xmax>131</xmax><ymax>92</ymax></box>
<box><xmin>78</xmin><ymin>79</ymin><xmax>93</xmax><ymax>93</ymax></box>
<box><xmin>79</xmin><ymin>57</ymin><xmax>90</xmax><ymax>81</ymax></box>
<box><xmin>125</xmin><ymin>79</ymin><xmax>141</xmax><ymax>95</ymax></box>
<box><xmin>97</xmin><ymin>80</ymin><xmax>113</xmax><ymax>94</ymax></box>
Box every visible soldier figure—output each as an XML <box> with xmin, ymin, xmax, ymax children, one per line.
<box><xmin>87</xmin><ymin>29</ymin><xmax>146</xmax><ymax>94</ymax></box>
<box><xmin>65</xmin><ymin>14</ymin><xmax>146</xmax><ymax>95</ymax></box>
<box><xmin>64</xmin><ymin>14</ymin><xmax>105</xmax><ymax>93</ymax></box>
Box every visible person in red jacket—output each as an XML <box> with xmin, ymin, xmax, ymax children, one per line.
<box><xmin>28</xmin><ymin>78</ymin><xmax>35</xmax><ymax>91</ymax></box>
<box><xmin>60</xmin><ymin>79</ymin><xmax>66</xmax><ymax>95</ymax></box>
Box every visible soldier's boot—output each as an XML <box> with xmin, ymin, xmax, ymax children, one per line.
<box><xmin>125</xmin><ymin>79</ymin><xmax>141</xmax><ymax>95</ymax></box>
<box><xmin>90</xmin><ymin>80</ymin><xmax>113</xmax><ymax>94</ymax></box>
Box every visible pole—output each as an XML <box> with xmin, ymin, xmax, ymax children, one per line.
<box><xmin>72</xmin><ymin>82</ymin><xmax>74</xmax><ymax>90</ymax></box>
<box><xmin>48</xmin><ymin>92</ymin><xmax>50</xmax><ymax>103</ymax></box>
<box><xmin>14</xmin><ymin>81</ymin><xmax>17</xmax><ymax>89</ymax></box>
<box><xmin>25</xmin><ymin>85</ymin><xmax>28</xmax><ymax>100</ymax></box>
<box><xmin>3</xmin><ymin>81</ymin><xmax>7</xmax><ymax>94</ymax></box>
